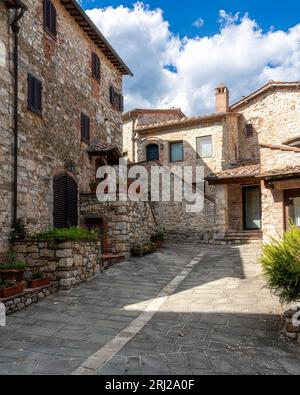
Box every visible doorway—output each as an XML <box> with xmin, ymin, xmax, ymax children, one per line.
<box><xmin>284</xmin><ymin>189</ymin><xmax>300</xmax><ymax>228</ymax></box>
<box><xmin>243</xmin><ymin>186</ymin><xmax>261</xmax><ymax>230</ymax></box>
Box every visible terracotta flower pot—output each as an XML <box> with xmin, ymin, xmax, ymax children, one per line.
<box><xmin>27</xmin><ymin>277</ymin><xmax>51</xmax><ymax>289</ymax></box>
<box><xmin>0</xmin><ymin>270</ymin><xmax>24</xmax><ymax>282</ymax></box>
<box><xmin>0</xmin><ymin>283</ymin><xmax>24</xmax><ymax>298</ymax></box>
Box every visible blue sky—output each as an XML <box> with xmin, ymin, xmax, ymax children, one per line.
<box><xmin>82</xmin><ymin>0</ymin><xmax>300</xmax><ymax>37</ymax></box>
<box><xmin>83</xmin><ymin>1</ymin><xmax>300</xmax><ymax>114</ymax></box>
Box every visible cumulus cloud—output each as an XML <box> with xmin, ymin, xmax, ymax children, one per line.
<box><xmin>193</xmin><ymin>18</ymin><xmax>204</xmax><ymax>28</ymax></box>
<box><xmin>86</xmin><ymin>4</ymin><xmax>300</xmax><ymax>115</ymax></box>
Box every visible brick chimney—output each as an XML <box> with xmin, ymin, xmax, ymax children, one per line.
<box><xmin>215</xmin><ymin>84</ymin><xmax>229</xmax><ymax>113</ymax></box>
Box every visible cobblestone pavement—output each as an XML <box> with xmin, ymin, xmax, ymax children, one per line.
<box><xmin>1</xmin><ymin>243</ymin><xmax>300</xmax><ymax>375</ymax></box>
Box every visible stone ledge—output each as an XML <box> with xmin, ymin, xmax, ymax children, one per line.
<box><xmin>1</xmin><ymin>282</ymin><xmax>59</xmax><ymax>315</ymax></box>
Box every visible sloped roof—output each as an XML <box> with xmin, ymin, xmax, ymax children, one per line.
<box><xmin>206</xmin><ymin>162</ymin><xmax>260</xmax><ymax>182</ymax></box>
<box><xmin>60</xmin><ymin>0</ymin><xmax>132</xmax><ymax>76</ymax></box>
<box><xmin>135</xmin><ymin>112</ymin><xmax>238</xmax><ymax>134</ymax></box>
<box><xmin>260</xmin><ymin>143</ymin><xmax>300</xmax><ymax>152</ymax></box>
<box><xmin>123</xmin><ymin>108</ymin><xmax>186</xmax><ymax>122</ymax></box>
<box><xmin>231</xmin><ymin>81</ymin><xmax>300</xmax><ymax>110</ymax></box>
<box><xmin>4</xmin><ymin>0</ymin><xmax>27</xmax><ymax>8</ymax></box>
<box><xmin>260</xmin><ymin>165</ymin><xmax>300</xmax><ymax>179</ymax></box>
<box><xmin>87</xmin><ymin>143</ymin><xmax>122</xmax><ymax>158</ymax></box>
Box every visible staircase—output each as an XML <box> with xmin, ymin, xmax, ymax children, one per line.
<box><xmin>223</xmin><ymin>230</ymin><xmax>263</xmax><ymax>244</ymax></box>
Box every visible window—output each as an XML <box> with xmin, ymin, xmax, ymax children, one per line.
<box><xmin>53</xmin><ymin>173</ymin><xmax>78</xmax><ymax>228</ymax></box>
<box><xmin>43</xmin><ymin>0</ymin><xmax>57</xmax><ymax>38</ymax></box>
<box><xmin>28</xmin><ymin>74</ymin><xmax>42</xmax><ymax>115</ymax></box>
<box><xmin>197</xmin><ymin>136</ymin><xmax>212</xmax><ymax>158</ymax></box>
<box><xmin>110</xmin><ymin>85</ymin><xmax>124</xmax><ymax>112</ymax></box>
<box><xmin>81</xmin><ymin>113</ymin><xmax>90</xmax><ymax>144</ymax></box>
<box><xmin>245</xmin><ymin>124</ymin><xmax>253</xmax><ymax>137</ymax></box>
<box><xmin>146</xmin><ymin>144</ymin><xmax>159</xmax><ymax>161</ymax></box>
<box><xmin>170</xmin><ymin>141</ymin><xmax>183</xmax><ymax>162</ymax></box>
<box><xmin>92</xmin><ymin>52</ymin><xmax>100</xmax><ymax>82</ymax></box>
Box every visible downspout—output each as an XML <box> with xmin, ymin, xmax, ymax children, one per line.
<box><xmin>11</xmin><ymin>5</ymin><xmax>26</xmax><ymax>228</ymax></box>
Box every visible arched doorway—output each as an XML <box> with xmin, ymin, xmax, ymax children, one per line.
<box><xmin>146</xmin><ymin>144</ymin><xmax>159</xmax><ymax>161</ymax></box>
<box><xmin>53</xmin><ymin>173</ymin><xmax>78</xmax><ymax>228</ymax></box>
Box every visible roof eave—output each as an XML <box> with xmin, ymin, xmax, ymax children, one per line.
<box><xmin>60</xmin><ymin>0</ymin><xmax>133</xmax><ymax>76</ymax></box>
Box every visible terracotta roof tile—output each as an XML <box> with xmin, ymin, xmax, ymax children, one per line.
<box><xmin>206</xmin><ymin>162</ymin><xmax>260</xmax><ymax>181</ymax></box>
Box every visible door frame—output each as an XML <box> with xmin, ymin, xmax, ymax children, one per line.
<box><xmin>242</xmin><ymin>185</ymin><xmax>262</xmax><ymax>231</ymax></box>
<box><xmin>284</xmin><ymin>189</ymin><xmax>300</xmax><ymax>230</ymax></box>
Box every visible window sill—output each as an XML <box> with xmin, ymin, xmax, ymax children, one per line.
<box><xmin>43</xmin><ymin>28</ymin><xmax>57</xmax><ymax>42</ymax></box>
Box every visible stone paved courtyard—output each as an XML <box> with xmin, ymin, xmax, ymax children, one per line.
<box><xmin>0</xmin><ymin>243</ymin><xmax>300</xmax><ymax>375</ymax></box>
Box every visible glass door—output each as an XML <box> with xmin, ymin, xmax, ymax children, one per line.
<box><xmin>285</xmin><ymin>189</ymin><xmax>300</xmax><ymax>228</ymax></box>
<box><xmin>243</xmin><ymin>186</ymin><xmax>261</xmax><ymax>230</ymax></box>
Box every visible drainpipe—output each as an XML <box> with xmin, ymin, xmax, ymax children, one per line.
<box><xmin>10</xmin><ymin>4</ymin><xmax>26</xmax><ymax>228</ymax></box>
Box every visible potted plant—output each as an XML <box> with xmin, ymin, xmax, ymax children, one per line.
<box><xmin>131</xmin><ymin>244</ymin><xmax>144</xmax><ymax>257</ymax></box>
<box><xmin>0</xmin><ymin>250</ymin><xmax>26</xmax><ymax>282</ymax></box>
<box><xmin>27</xmin><ymin>272</ymin><xmax>51</xmax><ymax>289</ymax></box>
<box><xmin>0</xmin><ymin>280</ymin><xmax>24</xmax><ymax>298</ymax></box>
<box><xmin>89</xmin><ymin>179</ymin><xmax>99</xmax><ymax>194</ymax></box>
<box><xmin>151</xmin><ymin>231</ymin><xmax>166</xmax><ymax>249</ymax></box>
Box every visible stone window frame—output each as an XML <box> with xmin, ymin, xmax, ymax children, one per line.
<box><xmin>169</xmin><ymin>140</ymin><xmax>184</xmax><ymax>163</ymax></box>
<box><xmin>196</xmin><ymin>135</ymin><xmax>213</xmax><ymax>159</ymax></box>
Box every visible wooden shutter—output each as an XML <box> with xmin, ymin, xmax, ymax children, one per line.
<box><xmin>109</xmin><ymin>85</ymin><xmax>115</xmax><ymax>105</ymax></box>
<box><xmin>66</xmin><ymin>176</ymin><xmax>78</xmax><ymax>227</ymax></box>
<box><xmin>81</xmin><ymin>113</ymin><xmax>90</xmax><ymax>143</ymax></box>
<box><xmin>53</xmin><ymin>174</ymin><xmax>78</xmax><ymax>228</ymax></box>
<box><xmin>28</xmin><ymin>74</ymin><xmax>42</xmax><ymax>114</ymax></box>
<box><xmin>53</xmin><ymin>174</ymin><xmax>67</xmax><ymax>228</ymax></box>
<box><xmin>92</xmin><ymin>52</ymin><xmax>100</xmax><ymax>81</ymax></box>
<box><xmin>43</xmin><ymin>0</ymin><xmax>57</xmax><ymax>37</ymax></box>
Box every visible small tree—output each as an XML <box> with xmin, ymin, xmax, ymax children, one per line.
<box><xmin>261</xmin><ymin>225</ymin><xmax>300</xmax><ymax>304</ymax></box>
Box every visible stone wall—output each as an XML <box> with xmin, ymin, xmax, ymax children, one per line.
<box><xmin>0</xmin><ymin>4</ymin><xmax>13</xmax><ymax>253</ymax></box>
<box><xmin>80</xmin><ymin>194</ymin><xmax>157</xmax><ymax>255</ymax></box>
<box><xmin>228</xmin><ymin>183</ymin><xmax>243</xmax><ymax>231</ymax></box>
<box><xmin>15</xmin><ymin>240</ymin><xmax>101</xmax><ymax>289</ymax></box>
<box><xmin>238</xmin><ymin>89</ymin><xmax>300</xmax><ymax>162</ymax></box>
<box><xmin>2</xmin><ymin>282</ymin><xmax>59</xmax><ymax>315</ymax></box>
<box><xmin>0</xmin><ymin>0</ymin><xmax>125</xmax><ymax>248</ymax></box>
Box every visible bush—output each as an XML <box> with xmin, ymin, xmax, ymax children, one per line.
<box><xmin>30</xmin><ymin>227</ymin><xmax>97</xmax><ymax>242</ymax></box>
<box><xmin>131</xmin><ymin>244</ymin><xmax>144</xmax><ymax>257</ymax></box>
<box><xmin>0</xmin><ymin>249</ymin><xmax>26</xmax><ymax>271</ymax></box>
<box><xmin>261</xmin><ymin>225</ymin><xmax>300</xmax><ymax>304</ymax></box>
<box><xmin>143</xmin><ymin>242</ymin><xmax>156</xmax><ymax>254</ymax></box>
<box><xmin>151</xmin><ymin>231</ymin><xmax>165</xmax><ymax>242</ymax></box>
<box><xmin>9</xmin><ymin>218</ymin><xmax>27</xmax><ymax>243</ymax></box>
<box><xmin>0</xmin><ymin>280</ymin><xmax>19</xmax><ymax>289</ymax></box>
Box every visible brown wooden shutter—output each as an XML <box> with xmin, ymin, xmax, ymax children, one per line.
<box><xmin>81</xmin><ymin>113</ymin><xmax>90</xmax><ymax>143</ymax></box>
<box><xmin>92</xmin><ymin>53</ymin><xmax>100</xmax><ymax>81</ymax></box>
<box><xmin>53</xmin><ymin>174</ymin><xmax>67</xmax><ymax>228</ymax></box>
<box><xmin>109</xmin><ymin>85</ymin><xmax>115</xmax><ymax>105</ymax></box>
<box><xmin>53</xmin><ymin>174</ymin><xmax>78</xmax><ymax>228</ymax></box>
<box><xmin>28</xmin><ymin>74</ymin><xmax>42</xmax><ymax>115</ymax></box>
<box><xmin>43</xmin><ymin>0</ymin><xmax>56</xmax><ymax>37</ymax></box>
<box><xmin>66</xmin><ymin>176</ymin><xmax>78</xmax><ymax>227</ymax></box>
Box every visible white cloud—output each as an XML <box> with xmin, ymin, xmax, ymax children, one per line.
<box><xmin>193</xmin><ymin>18</ymin><xmax>204</xmax><ymax>28</ymax></box>
<box><xmin>86</xmin><ymin>4</ymin><xmax>300</xmax><ymax>115</ymax></box>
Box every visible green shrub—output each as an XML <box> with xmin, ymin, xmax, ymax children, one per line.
<box><xmin>143</xmin><ymin>242</ymin><xmax>156</xmax><ymax>254</ymax></box>
<box><xmin>30</xmin><ymin>227</ymin><xmax>97</xmax><ymax>242</ymax></box>
<box><xmin>9</xmin><ymin>218</ymin><xmax>27</xmax><ymax>243</ymax></box>
<box><xmin>0</xmin><ymin>280</ymin><xmax>18</xmax><ymax>289</ymax></box>
<box><xmin>131</xmin><ymin>244</ymin><xmax>144</xmax><ymax>257</ymax></box>
<box><xmin>261</xmin><ymin>225</ymin><xmax>300</xmax><ymax>304</ymax></box>
<box><xmin>0</xmin><ymin>249</ymin><xmax>26</xmax><ymax>271</ymax></box>
<box><xmin>151</xmin><ymin>231</ymin><xmax>165</xmax><ymax>242</ymax></box>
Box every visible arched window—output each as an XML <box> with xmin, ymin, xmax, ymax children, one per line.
<box><xmin>146</xmin><ymin>144</ymin><xmax>159</xmax><ymax>161</ymax></box>
<box><xmin>53</xmin><ymin>173</ymin><xmax>78</xmax><ymax>228</ymax></box>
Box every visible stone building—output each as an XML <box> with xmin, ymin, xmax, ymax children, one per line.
<box><xmin>123</xmin><ymin>82</ymin><xmax>300</xmax><ymax>242</ymax></box>
<box><xmin>0</xmin><ymin>0</ymin><xmax>156</xmax><ymax>256</ymax></box>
